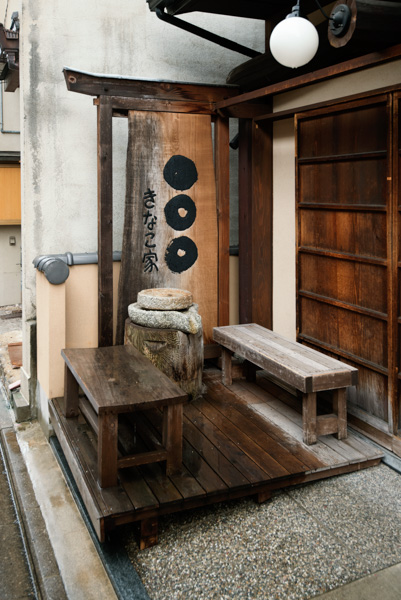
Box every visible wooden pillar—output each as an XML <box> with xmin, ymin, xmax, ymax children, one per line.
<box><xmin>215</xmin><ymin>115</ymin><xmax>230</xmax><ymax>327</ymax></box>
<box><xmin>97</xmin><ymin>96</ymin><xmax>113</xmax><ymax>347</ymax></box>
<box><xmin>238</xmin><ymin>116</ymin><xmax>273</xmax><ymax>328</ymax></box>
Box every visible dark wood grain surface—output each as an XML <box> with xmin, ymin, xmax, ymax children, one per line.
<box><xmin>50</xmin><ymin>369</ymin><xmax>382</xmax><ymax>542</ymax></box>
<box><xmin>62</xmin><ymin>345</ymin><xmax>187</xmax><ymax>414</ymax></box>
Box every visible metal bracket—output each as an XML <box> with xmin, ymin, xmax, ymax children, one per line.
<box><xmin>155</xmin><ymin>8</ymin><xmax>261</xmax><ymax>59</ymax></box>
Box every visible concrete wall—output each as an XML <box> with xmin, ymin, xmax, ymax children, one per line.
<box><xmin>21</xmin><ymin>0</ymin><xmax>264</xmax><ymax>422</ymax></box>
<box><xmin>272</xmin><ymin>60</ymin><xmax>401</xmax><ymax>340</ymax></box>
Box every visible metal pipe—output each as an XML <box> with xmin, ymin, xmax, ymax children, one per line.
<box><xmin>155</xmin><ymin>8</ymin><xmax>261</xmax><ymax>59</ymax></box>
<box><xmin>0</xmin><ymin>80</ymin><xmax>19</xmax><ymax>134</ymax></box>
<box><xmin>33</xmin><ymin>251</ymin><xmax>122</xmax><ymax>285</ymax></box>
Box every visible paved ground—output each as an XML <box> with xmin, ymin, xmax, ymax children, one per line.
<box><xmin>0</xmin><ymin>438</ymin><xmax>36</xmax><ymax>600</ymax></box>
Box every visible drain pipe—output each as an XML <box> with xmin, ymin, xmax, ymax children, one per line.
<box><xmin>0</xmin><ymin>81</ymin><xmax>20</xmax><ymax>134</ymax></box>
<box><xmin>33</xmin><ymin>251</ymin><xmax>122</xmax><ymax>285</ymax></box>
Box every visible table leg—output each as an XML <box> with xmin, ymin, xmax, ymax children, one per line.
<box><xmin>163</xmin><ymin>404</ymin><xmax>183</xmax><ymax>475</ymax></box>
<box><xmin>303</xmin><ymin>392</ymin><xmax>317</xmax><ymax>445</ymax></box>
<box><xmin>333</xmin><ymin>388</ymin><xmax>347</xmax><ymax>440</ymax></box>
<box><xmin>98</xmin><ymin>412</ymin><xmax>118</xmax><ymax>488</ymax></box>
<box><xmin>64</xmin><ymin>364</ymin><xmax>80</xmax><ymax>418</ymax></box>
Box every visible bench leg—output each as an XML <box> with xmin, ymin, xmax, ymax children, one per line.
<box><xmin>98</xmin><ymin>413</ymin><xmax>118</xmax><ymax>488</ymax></box>
<box><xmin>163</xmin><ymin>404</ymin><xmax>183</xmax><ymax>476</ymax></box>
<box><xmin>64</xmin><ymin>364</ymin><xmax>80</xmax><ymax>418</ymax></box>
<box><xmin>302</xmin><ymin>392</ymin><xmax>317</xmax><ymax>445</ymax></box>
<box><xmin>140</xmin><ymin>518</ymin><xmax>158</xmax><ymax>550</ymax></box>
<box><xmin>244</xmin><ymin>360</ymin><xmax>257</xmax><ymax>383</ymax></box>
<box><xmin>221</xmin><ymin>348</ymin><xmax>233</xmax><ymax>386</ymax></box>
<box><xmin>333</xmin><ymin>388</ymin><xmax>347</xmax><ymax>440</ymax></box>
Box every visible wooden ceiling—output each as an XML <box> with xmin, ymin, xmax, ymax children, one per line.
<box><xmin>147</xmin><ymin>1</ymin><xmax>401</xmax><ymax>90</ymax></box>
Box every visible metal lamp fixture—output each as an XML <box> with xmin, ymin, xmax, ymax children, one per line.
<box><xmin>270</xmin><ymin>1</ymin><xmax>352</xmax><ymax>69</ymax></box>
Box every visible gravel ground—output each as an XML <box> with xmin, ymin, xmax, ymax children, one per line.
<box><xmin>126</xmin><ymin>463</ymin><xmax>401</xmax><ymax>600</ymax></box>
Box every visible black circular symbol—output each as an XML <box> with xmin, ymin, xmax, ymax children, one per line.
<box><xmin>165</xmin><ymin>237</ymin><xmax>198</xmax><ymax>274</ymax></box>
<box><xmin>164</xmin><ymin>195</ymin><xmax>196</xmax><ymax>231</ymax></box>
<box><xmin>163</xmin><ymin>155</ymin><xmax>198</xmax><ymax>191</ymax></box>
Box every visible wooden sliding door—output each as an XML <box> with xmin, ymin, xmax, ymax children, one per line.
<box><xmin>296</xmin><ymin>94</ymin><xmax>400</xmax><ymax>434</ymax></box>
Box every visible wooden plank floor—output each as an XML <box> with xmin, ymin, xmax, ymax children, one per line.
<box><xmin>49</xmin><ymin>368</ymin><xmax>383</xmax><ymax>544</ymax></box>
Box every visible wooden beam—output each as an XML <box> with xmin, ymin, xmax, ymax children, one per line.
<box><xmin>64</xmin><ymin>68</ymin><xmax>238</xmax><ymax>103</ymax></box>
<box><xmin>254</xmin><ymin>83</ymin><xmax>401</xmax><ymax>123</ymax></box>
<box><xmin>97</xmin><ymin>97</ymin><xmax>113</xmax><ymax>347</ymax></box>
<box><xmin>216</xmin><ymin>43</ymin><xmax>401</xmax><ymax>112</ymax></box>
<box><xmin>94</xmin><ymin>96</ymin><xmax>215</xmax><ymax>115</ymax></box>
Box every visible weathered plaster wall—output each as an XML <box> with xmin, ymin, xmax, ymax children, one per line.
<box><xmin>20</xmin><ymin>0</ymin><xmax>264</xmax><ymax>423</ymax></box>
<box><xmin>272</xmin><ymin>60</ymin><xmax>401</xmax><ymax>340</ymax></box>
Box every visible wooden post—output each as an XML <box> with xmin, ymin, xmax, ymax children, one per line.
<box><xmin>238</xmin><ymin>119</ymin><xmax>253</xmax><ymax>324</ymax></box>
<box><xmin>97</xmin><ymin>96</ymin><xmax>113</xmax><ymax>348</ymax></box>
<box><xmin>215</xmin><ymin>115</ymin><xmax>230</xmax><ymax>327</ymax></box>
<box><xmin>238</xmin><ymin>117</ymin><xmax>273</xmax><ymax>328</ymax></box>
<box><xmin>140</xmin><ymin>518</ymin><xmax>159</xmax><ymax>550</ymax></box>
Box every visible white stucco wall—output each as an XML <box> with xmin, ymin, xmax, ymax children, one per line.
<box><xmin>19</xmin><ymin>0</ymin><xmax>264</xmax><ymax>417</ymax></box>
<box><xmin>272</xmin><ymin>59</ymin><xmax>401</xmax><ymax>341</ymax></box>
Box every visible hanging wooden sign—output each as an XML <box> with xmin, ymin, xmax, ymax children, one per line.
<box><xmin>116</xmin><ymin>111</ymin><xmax>218</xmax><ymax>345</ymax></box>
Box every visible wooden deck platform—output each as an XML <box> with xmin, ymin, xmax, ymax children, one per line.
<box><xmin>49</xmin><ymin>369</ymin><xmax>383</xmax><ymax>545</ymax></box>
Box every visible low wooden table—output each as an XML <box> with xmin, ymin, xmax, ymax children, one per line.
<box><xmin>62</xmin><ymin>345</ymin><xmax>188</xmax><ymax>488</ymax></box>
<box><xmin>213</xmin><ymin>324</ymin><xmax>358</xmax><ymax>445</ymax></box>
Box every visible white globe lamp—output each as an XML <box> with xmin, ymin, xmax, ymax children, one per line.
<box><xmin>269</xmin><ymin>7</ymin><xmax>319</xmax><ymax>69</ymax></box>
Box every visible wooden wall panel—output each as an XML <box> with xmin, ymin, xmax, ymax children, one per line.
<box><xmin>347</xmin><ymin>366</ymin><xmax>388</xmax><ymax>423</ymax></box>
<box><xmin>300</xmin><ymin>298</ymin><xmax>388</xmax><ymax>369</ymax></box>
<box><xmin>299</xmin><ymin>254</ymin><xmax>387</xmax><ymax>314</ymax></box>
<box><xmin>299</xmin><ymin>159</ymin><xmax>387</xmax><ymax>205</ymax></box>
<box><xmin>299</xmin><ymin>210</ymin><xmax>387</xmax><ymax>258</ymax></box>
<box><xmin>298</xmin><ymin>102</ymin><xmax>387</xmax><ymax>158</ymax></box>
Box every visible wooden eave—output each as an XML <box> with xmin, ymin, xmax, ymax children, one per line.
<box><xmin>63</xmin><ymin>68</ymin><xmax>271</xmax><ymax>118</ymax></box>
<box><xmin>215</xmin><ymin>43</ymin><xmax>401</xmax><ymax>117</ymax></box>
<box><xmin>63</xmin><ymin>68</ymin><xmax>238</xmax><ymax>102</ymax></box>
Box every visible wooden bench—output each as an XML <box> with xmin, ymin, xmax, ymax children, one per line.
<box><xmin>62</xmin><ymin>345</ymin><xmax>188</xmax><ymax>488</ymax></box>
<box><xmin>213</xmin><ymin>324</ymin><xmax>358</xmax><ymax>445</ymax></box>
